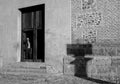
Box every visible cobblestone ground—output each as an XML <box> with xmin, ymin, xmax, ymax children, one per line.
<box><xmin>0</xmin><ymin>73</ymin><xmax>99</xmax><ymax>84</ymax></box>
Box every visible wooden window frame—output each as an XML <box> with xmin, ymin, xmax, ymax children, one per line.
<box><xmin>19</xmin><ymin>4</ymin><xmax>45</xmax><ymax>62</ymax></box>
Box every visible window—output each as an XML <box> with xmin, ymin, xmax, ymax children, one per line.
<box><xmin>19</xmin><ymin>4</ymin><xmax>45</xmax><ymax>62</ymax></box>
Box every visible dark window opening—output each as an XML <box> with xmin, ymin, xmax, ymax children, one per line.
<box><xmin>19</xmin><ymin>4</ymin><xmax>45</xmax><ymax>62</ymax></box>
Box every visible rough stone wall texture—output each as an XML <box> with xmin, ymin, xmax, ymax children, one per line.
<box><xmin>63</xmin><ymin>56</ymin><xmax>87</xmax><ymax>77</ymax></box>
<box><xmin>87</xmin><ymin>56</ymin><xmax>120</xmax><ymax>83</ymax></box>
<box><xmin>92</xmin><ymin>43</ymin><xmax>120</xmax><ymax>56</ymax></box>
<box><xmin>71</xmin><ymin>0</ymin><xmax>120</xmax><ymax>44</ymax></box>
<box><xmin>86</xmin><ymin>43</ymin><xmax>120</xmax><ymax>83</ymax></box>
<box><xmin>71</xmin><ymin>0</ymin><xmax>120</xmax><ymax>83</ymax></box>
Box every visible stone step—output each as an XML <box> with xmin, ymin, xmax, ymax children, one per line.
<box><xmin>1</xmin><ymin>62</ymin><xmax>47</xmax><ymax>76</ymax></box>
<box><xmin>2</xmin><ymin>69</ymin><xmax>46</xmax><ymax>76</ymax></box>
<box><xmin>5</xmin><ymin>62</ymin><xmax>46</xmax><ymax>69</ymax></box>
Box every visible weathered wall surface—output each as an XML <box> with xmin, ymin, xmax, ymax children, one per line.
<box><xmin>87</xmin><ymin>56</ymin><xmax>120</xmax><ymax>83</ymax></box>
<box><xmin>0</xmin><ymin>0</ymin><xmax>71</xmax><ymax>73</ymax></box>
<box><xmin>68</xmin><ymin>0</ymin><xmax>120</xmax><ymax>83</ymax></box>
<box><xmin>71</xmin><ymin>0</ymin><xmax>120</xmax><ymax>44</ymax></box>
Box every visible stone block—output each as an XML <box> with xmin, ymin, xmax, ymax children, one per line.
<box><xmin>86</xmin><ymin>56</ymin><xmax>116</xmax><ymax>82</ymax></box>
<box><xmin>92</xmin><ymin>47</ymin><xmax>105</xmax><ymax>56</ymax></box>
<box><xmin>87</xmin><ymin>58</ymin><xmax>120</xmax><ymax>83</ymax></box>
<box><xmin>63</xmin><ymin>64</ymin><xmax>75</xmax><ymax>75</ymax></box>
<box><xmin>92</xmin><ymin>57</ymin><xmax>111</xmax><ymax>66</ymax></box>
<box><xmin>111</xmin><ymin>57</ymin><xmax>120</xmax><ymax>66</ymax></box>
<box><xmin>104</xmin><ymin>47</ymin><xmax>117</xmax><ymax>56</ymax></box>
<box><xmin>116</xmin><ymin>66</ymin><xmax>120</xmax><ymax>76</ymax></box>
<box><xmin>99</xmin><ymin>75</ymin><xmax>114</xmax><ymax>83</ymax></box>
<box><xmin>110</xmin><ymin>66</ymin><xmax>117</xmax><ymax>75</ymax></box>
<box><xmin>96</xmin><ymin>65</ymin><xmax>111</xmax><ymax>76</ymax></box>
<box><xmin>46</xmin><ymin>65</ymin><xmax>59</xmax><ymax>74</ymax></box>
<box><xmin>93</xmin><ymin>47</ymin><xmax>117</xmax><ymax>56</ymax></box>
<box><xmin>109</xmin><ymin>66</ymin><xmax>120</xmax><ymax>83</ymax></box>
<box><xmin>87</xmin><ymin>63</ymin><xmax>97</xmax><ymax>78</ymax></box>
<box><xmin>117</xmin><ymin>48</ymin><xmax>120</xmax><ymax>56</ymax></box>
<box><xmin>86</xmin><ymin>56</ymin><xmax>111</xmax><ymax>78</ymax></box>
<box><xmin>90</xmin><ymin>65</ymin><xmax>114</xmax><ymax>82</ymax></box>
<box><xmin>63</xmin><ymin>56</ymin><xmax>75</xmax><ymax>64</ymax></box>
<box><xmin>93</xmin><ymin>43</ymin><xmax>118</xmax><ymax>56</ymax></box>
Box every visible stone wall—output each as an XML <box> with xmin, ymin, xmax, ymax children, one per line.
<box><xmin>70</xmin><ymin>0</ymin><xmax>120</xmax><ymax>83</ymax></box>
<box><xmin>71</xmin><ymin>0</ymin><xmax>120</xmax><ymax>44</ymax></box>
<box><xmin>87</xmin><ymin>56</ymin><xmax>120</xmax><ymax>83</ymax></box>
<box><xmin>92</xmin><ymin>43</ymin><xmax>120</xmax><ymax>56</ymax></box>
<box><xmin>64</xmin><ymin>43</ymin><xmax>120</xmax><ymax>83</ymax></box>
<box><xmin>86</xmin><ymin>43</ymin><xmax>120</xmax><ymax>83</ymax></box>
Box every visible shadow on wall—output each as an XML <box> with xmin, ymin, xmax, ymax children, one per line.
<box><xmin>67</xmin><ymin>44</ymin><xmax>115</xmax><ymax>84</ymax></box>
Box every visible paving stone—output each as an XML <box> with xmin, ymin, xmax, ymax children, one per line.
<box><xmin>0</xmin><ymin>73</ymin><xmax>99</xmax><ymax>84</ymax></box>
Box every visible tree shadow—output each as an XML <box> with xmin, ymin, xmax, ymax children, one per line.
<box><xmin>67</xmin><ymin>44</ymin><xmax>116</xmax><ymax>84</ymax></box>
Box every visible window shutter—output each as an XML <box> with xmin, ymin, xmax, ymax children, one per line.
<box><xmin>22</xmin><ymin>12</ymin><xmax>34</xmax><ymax>29</ymax></box>
<box><xmin>35</xmin><ymin>11</ymin><xmax>42</xmax><ymax>29</ymax></box>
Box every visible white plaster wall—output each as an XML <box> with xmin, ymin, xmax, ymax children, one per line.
<box><xmin>0</xmin><ymin>0</ymin><xmax>71</xmax><ymax>73</ymax></box>
<box><xmin>0</xmin><ymin>0</ymin><xmax>18</xmax><ymax>65</ymax></box>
